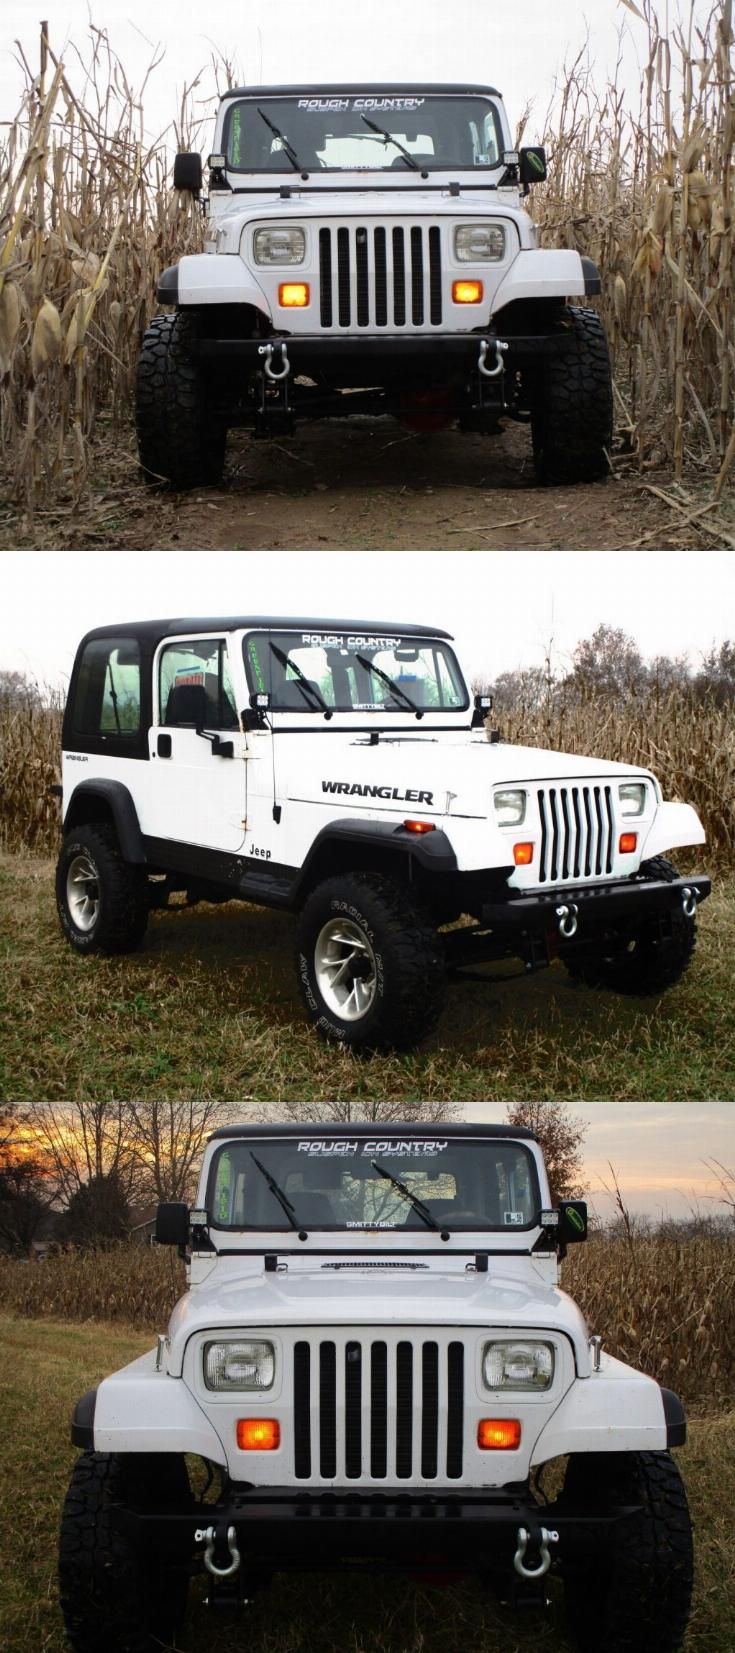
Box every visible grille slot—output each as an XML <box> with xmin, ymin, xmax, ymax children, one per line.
<box><xmin>317</xmin><ymin>224</ymin><xmax>443</xmax><ymax>328</ymax></box>
<box><xmin>536</xmin><ymin>784</ymin><xmax>615</xmax><ymax>883</ymax></box>
<box><xmin>294</xmin><ymin>1336</ymin><xmax>464</xmax><ymax>1482</ymax></box>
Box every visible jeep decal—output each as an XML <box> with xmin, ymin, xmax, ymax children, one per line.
<box><xmin>322</xmin><ymin>781</ymin><xmax>434</xmax><ymax>804</ymax></box>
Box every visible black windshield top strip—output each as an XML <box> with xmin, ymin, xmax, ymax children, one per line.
<box><xmin>224</xmin><ymin>182</ymin><xmax>500</xmax><ymax>194</ymax></box>
<box><xmin>211</xmin><ymin>1246</ymin><xmax>539</xmax><ymax>1258</ymax></box>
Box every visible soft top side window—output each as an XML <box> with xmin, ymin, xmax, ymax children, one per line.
<box><xmin>68</xmin><ymin>638</ymin><xmax>141</xmax><ymax>745</ymax></box>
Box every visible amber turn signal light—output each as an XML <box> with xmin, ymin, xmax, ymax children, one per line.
<box><xmin>236</xmin><ymin>1418</ymin><xmax>281</xmax><ymax>1450</ymax></box>
<box><xmin>513</xmin><ymin>842</ymin><xmax>534</xmax><ymax>866</ymax></box>
<box><xmin>279</xmin><ymin>282</ymin><xmax>309</xmax><ymax>307</ymax></box>
<box><xmin>619</xmin><ymin>832</ymin><xmax>638</xmax><ymax>854</ymax></box>
<box><xmin>452</xmin><ymin>279</ymin><xmax>484</xmax><ymax>304</ymax></box>
<box><xmin>403</xmin><ymin>819</ymin><xmax>436</xmax><ymax>834</ymax></box>
<box><xmin>478</xmin><ymin>1418</ymin><xmax>522</xmax><ymax>1450</ymax></box>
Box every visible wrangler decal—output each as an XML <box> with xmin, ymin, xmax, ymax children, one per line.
<box><xmin>322</xmin><ymin>781</ymin><xmax>434</xmax><ymax>804</ymax></box>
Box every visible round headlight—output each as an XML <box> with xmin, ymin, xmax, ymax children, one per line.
<box><xmin>618</xmin><ymin>782</ymin><xmax>647</xmax><ymax>817</ymax></box>
<box><xmin>494</xmin><ymin>788</ymin><xmax>527</xmax><ymax>827</ymax></box>
<box><xmin>455</xmin><ymin>223</ymin><xmax>506</xmax><ymax>262</ymax></box>
<box><xmin>253</xmin><ymin>227</ymin><xmax>306</xmax><ymax>266</ymax></box>
<box><xmin>204</xmin><ymin>1339</ymin><xmax>275</xmax><ymax>1391</ymax></box>
<box><xmin>483</xmin><ymin>1340</ymin><xmax>554</xmax><ymax>1391</ymax></box>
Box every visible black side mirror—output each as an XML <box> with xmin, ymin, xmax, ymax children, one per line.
<box><xmin>173</xmin><ymin>152</ymin><xmax>203</xmax><ymax>194</ymax></box>
<box><xmin>471</xmin><ymin>693</ymin><xmax>492</xmax><ymax>730</ymax></box>
<box><xmin>519</xmin><ymin>146</ymin><xmax>547</xmax><ymax>187</ymax></box>
<box><xmin>155</xmin><ymin>1202</ymin><xmax>189</xmax><ymax>1246</ymax></box>
<box><xmin>558</xmin><ymin>1200</ymin><xmax>588</xmax><ymax>1244</ymax></box>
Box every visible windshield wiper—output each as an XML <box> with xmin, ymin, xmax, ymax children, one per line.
<box><xmin>371</xmin><ymin>1159</ymin><xmax>440</xmax><ymax>1230</ymax></box>
<box><xmin>360</xmin><ymin>114</ymin><xmax>420</xmax><ymax>171</ymax></box>
<box><xmin>356</xmin><ymin>654</ymin><xmax>419</xmax><ymax>713</ymax></box>
<box><xmin>256</xmin><ymin>107</ymin><xmax>305</xmax><ymax>174</ymax></box>
<box><xmin>269</xmin><ymin>643</ymin><xmax>328</xmax><ymax>711</ymax></box>
<box><xmin>250</xmin><ymin>1153</ymin><xmax>303</xmax><ymax>1231</ymax></box>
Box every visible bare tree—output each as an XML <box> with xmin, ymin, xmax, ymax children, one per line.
<box><xmin>505</xmin><ymin>1100</ymin><xmax>586</xmax><ymax>1204</ymax></box>
<box><xmin>0</xmin><ymin>1105</ymin><xmax>54</xmax><ymax>1255</ymax></box>
<box><xmin>27</xmin><ymin>1100</ymin><xmax>141</xmax><ymax>1205</ymax></box>
<box><xmin>276</xmin><ymin>1100</ymin><xmax>463</xmax><ymax>1126</ymax></box>
<box><xmin>126</xmin><ymin>1098</ymin><xmax>237</xmax><ymax>1203</ymax></box>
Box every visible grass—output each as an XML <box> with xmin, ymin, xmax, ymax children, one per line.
<box><xmin>1</xmin><ymin>852</ymin><xmax>734</xmax><ymax>1103</ymax></box>
<box><xmin>0</xmin><ymin>1312</ymin><xmax>732</xmax><ymax>1653</ymax></box>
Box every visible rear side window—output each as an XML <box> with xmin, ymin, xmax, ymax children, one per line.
<box><xmin>68</xmin><ymin>639</ymin><xmax>141</xmax><ymax>745</ymax></box>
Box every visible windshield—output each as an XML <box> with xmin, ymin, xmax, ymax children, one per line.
<box><xmin>243</xmin><ymin>631</ymin><xmax>468</xmax><ymax>714</ymax></box>
<box><xmin>223</xmin><ymin>95</ymin><xmax>503</xmax><ymax>173</ymax></box>
<box><xmin>206</xmin><ymin>1137</ymin><xmax>539</xmax><ymax>1231</ymax></box>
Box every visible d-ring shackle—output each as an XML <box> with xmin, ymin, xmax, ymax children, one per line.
<box><xmin>681</xmin><ymin>886</ymin><xmax>698</xmax><ymax>919</ymax></box>
<box><xmin>477</xmin><ymin>338</ymin><xmax>508</xmax><ymax>379</ymax></box>
<box><xmin>201</xmin><ymin>1524</ymin><xmax>241</xmax><ymax>1578</ymax></box>
<box><xmin>556</xmin><ymin>902</ymin><xmax>579</xmax><ymax>939</ymax></box>
<box><xmin>258</xmin><ymin>341</ymin><xmax>291</xmax><ymax>381</ymax></box>
<box><xmin>513</xmin><ymin>1525</ymin><xmax>559</xmax><ymax>1579</ymax></box>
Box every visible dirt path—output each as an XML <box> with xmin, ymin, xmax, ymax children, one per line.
<box><xmin>3</xmin><ymin>418</ymin><xmax>723</xmax><ymax>551</ymax></box>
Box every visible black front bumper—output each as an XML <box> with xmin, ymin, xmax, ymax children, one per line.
<box><xmin>189</xmin><ymin>331</ymin><xmax>571</xmax><ymax>366</ymax></box>
<box><xmin>479</xmin><ymin>873</ymin><xmax>711</xmax><ymax>935</ymax></box>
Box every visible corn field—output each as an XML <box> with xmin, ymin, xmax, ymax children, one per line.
<box><xmin>0</xmin><ymin>5</ymin><xmax>733</xmax><ymax>513</ymax></box>
<box><xmin>0</xmin><ymin>1226</ymin><xmax>731</xmax><ymax>1409</ymax></box>
<box><xmin>2</xmin><ymin>679</ymin><xmax>733</xmax><ymax>863</ymax></box>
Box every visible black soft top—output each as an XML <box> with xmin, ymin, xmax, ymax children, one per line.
<box><xmin>220</xmin><ymin>83</ymin><xmax>501</xmax><ymax>101</ymax></box>
<box><xmin>208</xmin><ymin>1121</ymin><xmax>537</xmax><ymax>1143</ymax></box>
<box><xmin>77</xmin><ymin>617</ymin><xmax>454</xmax><ymax>647</ymax></box>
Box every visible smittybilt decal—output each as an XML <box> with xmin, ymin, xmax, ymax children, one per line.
<box><xmin>322</xmin><ymin>781</ymin><xmax>434</xmax><ymax>804</ymax></box>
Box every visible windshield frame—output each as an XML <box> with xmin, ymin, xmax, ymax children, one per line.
<box><xmin>242</xmin><ymin>628</ymin><xmax>471</xmax><ymax>718</ymax></box>
<box><xmin>220</xmin><ymin>92</ymin><xmax>506</xmax><ymax>177</ymax></box>
<box><xmin>204</xmin><ymin>1135</ymin><xmax>542</xmax><ymax>1236</ymax></box>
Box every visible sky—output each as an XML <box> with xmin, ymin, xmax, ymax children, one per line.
<box><xmin>2</xmin><ymin>0</ymin><xmax>656</xmax><ymax>150</ymax></box>
<box><xmin>2</xmin><ymin>549</ymin><xmax>733</xmax><ymax>693</ymax></box>
<box><xmin>464</xmin><ymin>1102</ymin><xmax>735</xmax><ymax>1220</ymax></box>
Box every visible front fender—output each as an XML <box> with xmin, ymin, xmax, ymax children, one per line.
<box><xmin>493</xmin><ymin>248</ymin><xmax>598</xmax><ymax>313</ymax></box>
<box><xmin>90</xmin><ymin>1347</ymin><xmax>228</xmax><ymax>1465</ymax></box>
<box><xmin>641</xmin><ymin>800</ymin><xmax>706</xmax><ymax>861</ymax></box>
<box><xmin>531</xmin><ymin>1354</ymin><xmax>680</xmax><ymax>1465</ymax></box>
<box><xmin>175</xmin><ymin>252</ymin><xmax>272</xmax><ymax>314</ymax></box>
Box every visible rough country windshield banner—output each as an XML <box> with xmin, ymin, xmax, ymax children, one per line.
<box><xmin>207</xmin><ymin>1138</ymin><xmax>539</xmax><ymax>1231</ymax></box>
<box><xmin>224</xmin><ymin>95</ymin><xmax>504</xmax><ymax>173</ymax></box>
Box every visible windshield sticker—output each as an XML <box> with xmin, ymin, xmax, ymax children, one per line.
<box><xmin>504</xmin><ymin>1211</ymin><xmax>525</xmax><ymax>1226</ymax></box>
<box><xmin>321</xmin><ymin>781</ymin><xmax>434</xmax><ymax>803</ymax></box>
<box><xmin>297</xmin><ymin>1139</ymin><xmax>448</xmax><ymax>1158</ymax></box>
<box><xmin>300</xmin><ymin>634</ymin><xmax>405</xmax><ymax>649</ymax></box>
<box><xmin>296</xmin><ymin>99</ymin><xmax>426</xmax><ymax>114</ymax></box>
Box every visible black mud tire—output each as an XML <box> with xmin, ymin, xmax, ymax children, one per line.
<box><xmin>136</xmin><ymin>310</ymin><xmax>226</xmax><ymax>487</ymax></box>
<box><xmin>296</xmin><ymin>871</ymin><xmax>446</xmax><ymax>1051</ymax></box>
<box><xmin>564</xmin><ymin>856</ymin><xmax>696</xmax><ymax>995</ymax></box>
<box><xmin>56</xmin><ymin>824</ymin><xmax>149</xmax><ymax>955</ymax></box>
<box><xmin>561</xmin><ymin>1450</ymin><xmax>693</xmax><ymax>1653</ymax></box>
<box><xmin>531</xmin><ymin>305</ymin><xmax>612</xmax><ymax>484</ymax></box>
<box><xmin>59</xmin><ymin>1451</ymin><xmax>192</xmax><ymax>1653</ymax></box>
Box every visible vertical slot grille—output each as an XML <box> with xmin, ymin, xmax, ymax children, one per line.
<box><xmin>316</xmin><ymin>224</ymin><xmax>443</xmax><ymax>327</ymax></box>
<box><xmin>293</xmin><ymin>1336</ymin><xmax>465</xmax><ymax>1483</ymax></box>
<box><xmin>536</xmin><ymin>785</ymin><xmax>616</xmax><ymax>883</ymax></box>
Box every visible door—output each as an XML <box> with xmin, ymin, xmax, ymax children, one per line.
<box><xmin>145</xmin><ymin>634</ymin><xmax>247</xmax><ymax>862</ymax></box>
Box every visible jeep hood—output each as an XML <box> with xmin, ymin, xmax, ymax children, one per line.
<box><xmin>167</xmin><ymin>1260</ymin><xmax>590</xmax><ymax>1372</ymax></box>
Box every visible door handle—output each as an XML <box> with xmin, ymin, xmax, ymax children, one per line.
<box><xmin>157</xmin><ymin>733</ymin><xmax>172</xmax><ymax>758</ymax></box>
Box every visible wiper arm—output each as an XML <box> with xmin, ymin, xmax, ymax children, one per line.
<box><xmin>356</xmin><ymin>654</ymin><xmax>418</xmax><ymax>713</ymax></box>
<box><xmin>269</xmin><ymin>643</ymin><xmax>328</xmax><ymax>711</ymax></box>
<box><xmin>250</xmin><ymin>1153</ymin><xmax>303</xmax><ymax>1231</ymax></box>
<box><xmin>256</xmin><ymin>107</ymin><xmax>305</xmax><ymax>174</ymax></box>
<box><xmin>371</xmin><ymin>1159</ymin><xmax>440</xmax><ymax>1230</ymax></box>
<box><xmin>360</xmin><ymin>114</ymin><xmax>420</xmax><ymax>171</ymax></box>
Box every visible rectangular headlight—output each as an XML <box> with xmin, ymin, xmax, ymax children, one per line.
<box><xmin>253</xmin><ymin>227</ymin><xmax>306</xmax><ymax>266</ymax></box>
<box><xmin>204</xmin><ymin>1339</ymin><xmax>275</xmax><ymax>1391</ymax></box>
<box><xmin>483</xmin><ymin>1340</ymin><xmax>554</xmax><ymax>1391</ymax></box>
<box><xmin>494</xmin><ymin>788</ymin><xmax>526</xmax><ymax>827</ymax></box>
<box><xmin>618</xmin><ymin>782</ymin><xmax>647</xmax><ymax>817</ymax></box>
<box><xmin>455</xmin><ymin>223</ymin><xmax>506</xmax><ymax>262</ymax></box>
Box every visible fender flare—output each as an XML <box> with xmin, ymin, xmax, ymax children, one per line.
<box><xmin>530</xmin><ymin>1357</ymin><xmax>684</xmax><ymax>1465</ymax></box>
<box><xmin>293</xmin><ymin>817</ymin><xmax>459</xmax><ymax>901</ymax></box>
<box><xmin>71</xmin><ymin>1386</ymin><xmax>97</xmax><ymax>1449</ymax></box>
<box><xmin>640</xmin><ymin>799</ymin><xmax>706</xmax><ymax>861</ymax></box>
<box><xmin>90</xmin><ymin>1348</ymin><xmax>228</xmax><ymax>1465</ymax></box>
<box><xmin>173</xmin><ymin>252</ymin><xmax>272</xmax><ymax>314</ymax></box>
<box><xmin>64</xmin><ymin>779</ymin><xmax>146</xmax><ymax>865</ymax></box>
<box><xmin>493</xmin><ymin>248</ymin><xmax>599</xmax><ymax>312</ymax></box>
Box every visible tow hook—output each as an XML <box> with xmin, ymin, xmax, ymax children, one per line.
<box><xmin>681</xmin><ymin>886</ymin><xmax>698</xmax><ymax>919</ymax></box>
<box><xmin>258</xmin><ymin>341</ymin><xmax>291</xmax><ymax>382</ymax></box>
<box><xmin>514</xmin><ymin>1525</ymin><xmax>559</xmax><ymax>1580</ymax></box>
<box><xmin>555</xmin><ymin>901</ymin><xmax>579</xmax><ymax>939</ymax></box>
<box><xmin>199</xmin><ymin>1524</ymin><xmax>241</xmax><ymax>1579</ymax></box>
<box><xmin>478</xmin><ymin>337</ymin><xmax>508</xmax><ymax>379</ymax></box>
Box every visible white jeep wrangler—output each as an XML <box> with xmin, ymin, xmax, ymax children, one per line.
<box><xmin>61</xmin><ymin>1121</ymin><xmax>693</xmax><ymax>1653</ymax></box>
<box><xmin>55</xmin><ymin>616</ymin><xmax>710</xmax><ymax>1052</ymax></box>
<box><xmin>136</xmin><ymin>84</ymin><xmax>612</xmax><ymax>488</ymax></box>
